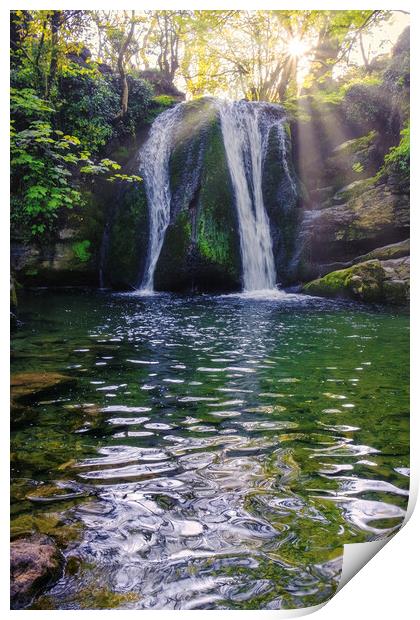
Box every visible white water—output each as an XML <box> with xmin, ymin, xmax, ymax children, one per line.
<box><xmin>219</xmin><ymin>101</ymin><xmax>285</xmax><ymax>292</ymax></box>
<box><xmin>139</xmin><ymin>99</ymin><xmax>294</xmax><ymax>293</ymax></box>
<box><xmin>138</xmin><ymin>103</ymin><xmax>184</xmax><ymax>291</ymax></box>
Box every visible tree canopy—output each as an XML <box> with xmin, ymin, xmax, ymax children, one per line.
<box><xmin>10</xmin><ymin>9</ymin><xmax>406</xmax><ymax>242</ymax></box>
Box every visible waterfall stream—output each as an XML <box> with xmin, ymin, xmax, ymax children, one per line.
<box><xmin>219</xmin><ymin>101</ymin><xmax>277</xmax><ymax>291</ymax></box>
<box><xmin>138</xmin><ymin>99</ymin><xmax>294</xmax><ymax>293</ymax></box>
<box><xmin>138</xmin><ymin>103</ymin><xmax>184</xmax><ymax>291</ymax></box>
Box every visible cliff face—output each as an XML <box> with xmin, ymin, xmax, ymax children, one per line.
<box><xmin>11</xmin><ymin>29</ymin><xmax>409</xmax><ymax>304</ymax></box>
<box><xmin>97</xmin><ymin>98</ymin><xmax>300</xmax><ymax>292</ymax></box>
<box><xmin>293</xmin><ymin>27</ymin><xmax>410</xmax><ymax>305</ymax></box>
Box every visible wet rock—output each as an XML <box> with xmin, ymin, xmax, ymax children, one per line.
<box><xmin>332</xmin><ymin>178</ymin><xmax>375</xmax><ymax>204</ymax></box>
<box><xmin>10</xmin><ymin>534</ymin><xmax>63</xmax><ymax>609</ymax></box>
<box><xmin>303</xmin><ymin>257</ymin><xmax>409</xmax><ymax>305</ymax></box>
<box><xmin>11</xmin><ymin>512</ymin><xmax>81</xmax><ymax>547</ymax></box>
<box><xmin>11</xmin><ymin>372</ymin><xmax>76</xmax><ymax>401</ymax></box>
<box><xmin>10</xmin><ymin>275</ymin><xmax>18</xmax><ymax>331</ymax></box>
<box><xmin>306</xmin><ymin>239</ymin><xmax>410</xmax><ymax>281</ymax></box>
<box><xmin>156</xmin><ymin>98</ymin><xmax>241</xmax><ymax>292</ymax></box>
<box><xmin>309</xmin><ymin>185</ymin><xmax>335</xmax><ymax>203</ymax></box>
<box><xmin>298</xmin><ymin>182</ymin><xmax>409</xmax><ymax>271</ymax></box>
<box><xmin>381</xmin><ymin>256</ymin><xmax>410</xmax><ymax>304</ymax></box>
<box><xmin>10</xmin><ymin>239</ymin><xmax>97</xmax><ymax>286</ymax></box>
<box><xmin>351</xmin><ymin>238</ymin><xmax>409</xmax><ymax>263</ymax></box>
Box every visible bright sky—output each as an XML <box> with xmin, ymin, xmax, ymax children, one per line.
<box><xmin>348</xmin><ymin>11</ymin><xmax>410</xmax><ymax>67</ymax></box>
<box><xmin>293</xmin><ymin>11</ymin><xmax>410</xmax><ymax>87</ymax></box>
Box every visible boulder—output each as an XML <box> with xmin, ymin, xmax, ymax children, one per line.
<box><xmin>351</xmin><ymin>238</ymin><xmax>409</xmax><ymax>263</ymax></box>
<box><xmin>10</xmin><ymin>238</ymin><xmax>98</xmax><ymax>287</ymax></box>
<box><xmin>138</xmin><ymin>69</ymin><xmax>185</xmax><ymax>100</ymax></box>
<box><xmin>303</xmin><ymin>257</ymin><xmax>409</xmax><ymax>305</ymax></box>
<box><xmin>302</xmin><ymin>239</ymin><xmax>410</xmax><ymax>281</ymax></box>
<box><xmin>10</xmin><ymin>535</ymin><xmax>63</xmax><ymax>609</ymax></box>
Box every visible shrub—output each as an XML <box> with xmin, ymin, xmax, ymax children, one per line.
<box><xmin>381</xmin><ymin>124</ymin><xmax>410</xmax><ymax>182</ymax></box>
<box><xmin>72</xmin><ymin>240</ymin><xmax>92</xmax><ymax>262</ymax></box>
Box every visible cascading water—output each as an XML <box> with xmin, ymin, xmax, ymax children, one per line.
<box><xmin>138</xmin><ymin>98</ymin><xmax>296</xmax><ymax>293</ymax></box>
<box><xmin>138</xmin><ymin>103</ymin><xmax>184</xmax><ymax>292</ymax></box>
<box><xmin>218</xmin><ymin>100</ymin><xmax>291</xmax><ymax>292</ymax></box>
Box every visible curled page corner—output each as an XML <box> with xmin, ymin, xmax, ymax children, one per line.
<box><xmin>338</xmin><ymin>474</ymin><xmax>417</xmax><ymax>592</ymax></box>
<box><xmin>338</xmin><ymin>538</ymin><xmax>390</xmax><ymax>591</ymax></box>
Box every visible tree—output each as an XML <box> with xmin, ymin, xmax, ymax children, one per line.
<box><xmin>10</xmin><ymin>10</ymin><xmax>90</xmax><ymax>98</ymax></box>
<box><xmin>91</xmin><ymin>11</ymin><xmax>141</xmax><ymax>118</ymax></box>
<box><xmin>177</xmin><ymin>10</ymin><xmax>389</xmax><ymax>102</ymax></box>
<box><xmin>308</xmin><ymin>11</ymin><xmax>388</xmax><ymax>86</ymax></box>
<box><xmin>153</xmin><ymin>11</ymin><xmax>190</xmax><ymax>85</ymax></box>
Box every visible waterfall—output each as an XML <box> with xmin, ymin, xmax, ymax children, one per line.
<box><xmin>138</xmin><ymin>103</ymin><xmax>184</xmax><ymax>291</ymax></box>
<box><xmin>218</xmin><ymin>100</ymin><xmax>280</xmax><ymax>292</ymax></box>
<box><xmin>137</xmin><ymin>98</ymin><xmax>295</xmax><ymax>293</ymax></box>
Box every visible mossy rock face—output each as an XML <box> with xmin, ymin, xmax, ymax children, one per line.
<box><xmin>303</xmin><ymin>260</ymin><xmax>385</xmax><ymax>302</ymax></box>
<box><xmin>154</xmin><ymin>99</ymin><xmax>241</xmax><ymax>291</ymax></box>
<box><xmin>103</xmin><ymin>182</ymin><xmax>149</xmax><ymax>289</ymax></box>
<box><xmin>262</xmin><ymin>121</ymin><xmax>300</xmax><ymax>283</ymax></box>
<box><xmin>11</xmin><ymin>188</ymin><xmax>107</xmax><ymax>287</ymax></box>
<box><xmin>352</xmin><ymin>238</ymin><xmax>409</xmax><ymax>263</ymax></box>
<box><xmin>11</xmin><ymin>239</ymin><xmax>98</xmax><ymax>287</ymax></box>
<box><xmin>332</xmin><ymin>177</ymin><xmax>376</xmax><ymax>204</ymax></box>
<box><xmin>154</xmin><ymin>210</ymin><xmax>193</xmax><ymax>290</ymax></box>
<box><xmin>193</xmin><ymin>112</ymin><xmax>241</xmax><ymax>290</ymax></box>
<box><xmin>303</xmin><ymin>257</ymin><xmax>409</xmax><ymax>305</ymax></box>
<box><xmin>298</xmin><ymin>182</ymin><xmax>410</xmax><ymax>270</ymax></box>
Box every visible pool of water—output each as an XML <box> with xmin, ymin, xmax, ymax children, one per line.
<box><xmin>11</xmin><ymin>290</ymin><xmax>410</xmax><ymax>610</ymax></box>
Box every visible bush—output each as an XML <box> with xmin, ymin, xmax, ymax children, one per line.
<box><xmin>381</xmin><ymin>124</ymin><xmax>410</xmax><ymax>182</ymax></box>
<box><xmin>343</xmin><ymin>81</ymin><xmax>391</xmax><ymax>128</ymax></box>
<box><xmin>72</xmin><ymin>240</ymin><xmax>92</xmax><ymax>262</ymax></box>
<box><xmin>59</xmin><ymin>74</ymin><xmax>120</xmax><ymax>153</ymax></box>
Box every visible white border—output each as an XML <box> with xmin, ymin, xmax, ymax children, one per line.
<box><xmin>1</xmin><ymin>1</ymin><xmax>417</xmax><ymax>617</ymax></box>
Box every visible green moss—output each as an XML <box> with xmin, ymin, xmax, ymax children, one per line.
<box><xmin>157</xmin><ymin>98</ymin><xmax>240</xmax><ymax>290</ymax></box>
<box><xmin>197</xmin><ymin>216</ymin><xmax>230</xmax><ymax>264</ymax></box>
<box><xmin>303</xmin><ymin>260</ymin><xmax>386</xmax><ymax>302</ymax></box>
<box><xmin>153</xmin><ymin>94</ymin><xmax>176</xmax><ymax>107</ymax></box>
<box><xmin>77</xmin><ymin>588</ymin><xmax>139</xmax><ymax>609</ymax></box>
<box><xmin>11</xmin><ymin>512</ymin><xmax>81</xmax><ymax>547</ymax></box>
<box><xmin>354</xmin><ymin>239</ymin><xmax>409</xmax><ymax>263</ymax></box>
<box><xmin>333</xmin><ymin>177</ymin><xmax>376</xmax><ymax>203</ymax></box>
<box><xmin>303</xmin><ymin>257</ymin><xmax>410</xmax><ymax>305</ymax></box>
<box><xmin>72</xmin><ymin>240</ymin><xmax>91</xmax><ymax>262</ymax></box>
<box><xmin>196</xmin><ymin>116</ymin><xmax>240</xmax><ymax>280</ymax></box>
<box><xmin>105</xmin><ymin>182</ymin><xmax>148</xmax><ymax>288</ymax></box>
<box><xmin>31</xmin><ymin>587</ymin><xmax>139</xmax><ymax>610</ymax></box>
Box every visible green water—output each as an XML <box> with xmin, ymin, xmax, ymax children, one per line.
<box><xmin>11</xmin><ymin>290</ymin><xmax>409</xmax><ymax>610</ymax></box>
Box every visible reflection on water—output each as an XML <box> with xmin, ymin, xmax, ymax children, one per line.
<box><xmin>11</xmin><ymin>291</ymin><xmax>409</xmax><ymax>610</ymax></box>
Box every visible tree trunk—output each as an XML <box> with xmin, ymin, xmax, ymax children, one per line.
<box><xmin>277</xmin><ymin>56</ymin><xmax>296</xmax><ymax>101</ymax></box>
<box><xmin>115</xmin><ymin>11</ymin><xmax>136</xmax><ymax>119</ymax></box>
<box><xmin>46</xmin><ymin>11</ymin><xmax>63</xmax><ymax>98</ymax></box>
